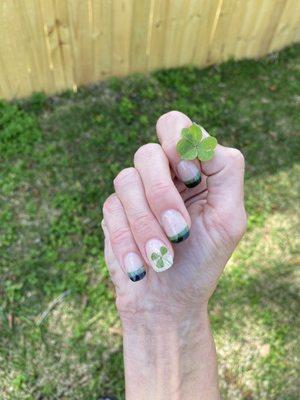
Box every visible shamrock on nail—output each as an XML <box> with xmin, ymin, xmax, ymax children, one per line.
<box><xmin>151</xmin><ymin>246</ymin><xmax>171</xmax><ymax>269</ymax></box>
<box><xmin>176</xmin><ymin>123</ymin><xmax>217</xmax><ymax>162</ymax></box>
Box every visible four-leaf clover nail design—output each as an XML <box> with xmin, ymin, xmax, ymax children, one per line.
<box><xmin>151</xmin><ymin>246</ymin><xmax>172</xmax><ymax>269</ymax></box>
<box><xmin>176</xmin><ymin>123</ymin><xmax>217</xmax><ymax>162</ymax></box>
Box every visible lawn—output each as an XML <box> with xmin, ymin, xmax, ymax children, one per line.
<box><xmin>0</xmin><ymin>44</ymin><xmax>299</xmax><ymax>400</ymax></box>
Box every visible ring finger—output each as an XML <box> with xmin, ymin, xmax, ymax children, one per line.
<box><xmin>103</xmin><ymin>194</ymin><xmax>147</xmax><ymax>283</ymax></box>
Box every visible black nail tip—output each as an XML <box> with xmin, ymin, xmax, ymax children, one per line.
<box><xmin>169</xmin><ymin>228</ymin><xmax>190</xmax><ymax>243</ymax></box>
<box><xmin>128</xmin><ymin>270</ymin><xmax>146</xmax><ymax>282</ymax></box>
<box><xmin>185</xmin><ymin>176</ymin><xmax>201</xmax><ymax>188</ymax></box>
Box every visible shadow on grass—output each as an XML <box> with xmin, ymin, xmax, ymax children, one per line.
<box><xmin>212</xmin><ymin>259</ymin><xmax>299</xmax><ymax>334</ymax></box>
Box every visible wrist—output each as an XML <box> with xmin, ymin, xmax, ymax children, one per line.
<box><xmin>121</xmin><ymin>307</ymin><xmax>208</xmax><ymax>337</ymax></box>
<box><xmin>122</xmin><ymin>305</ymin><xmax>219</xmax><ymax>400</ymax></box>
<box><xmin>120</xmin><ymin>302</ymin><xmax>209</xmax><ymax>336</ymax></box>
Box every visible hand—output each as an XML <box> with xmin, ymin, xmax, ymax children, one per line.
<box><xmin>102</xmin><ymin>110</ymin><xmax>246</xmax><ymax>321</ymax></box>
<box><xmin>102</xmin><ymin>111</ymin><xmax>246</xmax><ymax>399</ymax></box>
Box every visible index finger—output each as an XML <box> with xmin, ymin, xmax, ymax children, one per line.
<box><xmin>156</xmin><ymin>111</ymin><xmax>202</xmax><ymax>189</ymax></box>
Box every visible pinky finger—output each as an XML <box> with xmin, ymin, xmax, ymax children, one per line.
<box><xmin>103</xmin><ymin>194</ymin><xmax>147</xmax><ymax>283</ymax></box>
<box><xmin>102</xmin><ymin>220</ymin><xmax>124</xmax><ymax>288</ymax></box>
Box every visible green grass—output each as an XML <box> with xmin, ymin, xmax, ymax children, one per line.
<box><xmin>1</xmin><ymin>44</ymin><xmax>299</xmax><ymax>399</ymax></box>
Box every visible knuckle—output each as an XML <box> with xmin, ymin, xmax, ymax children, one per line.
<box><xmin>131</xmin><ymin>212</ymin><xmax>155</xmax><ymax>233</ymax></box>
<box><xmin>240</xmin><ymin>210</ymin><xmax>248</xmax><ymax>235</ymax></box>
<box><xmin>110</xmin><ymin>227</ymin><xmax>131</xmax><ymax>246</ymax></box>
<box><xmin>134</xmin><ymin>143</ymin><xmax>161</xmax><ymax>164</ymax></box>
<box><xmin>162</xmin><ymin>142</ymin><xmax>175</xmax><ymax>156</ymax></box>
<box><xmin>156</xmin><ymin>110</ymin><xmax>188</xmax><ymax>129</ymax></box>
<box><xmin>102</xmin><ymin>194</ymin><xmax>120</xmax><ymax>215</ymax></box>
<box><xmin>227</xmin><ymin>148</ymin><xmax>245</xmax><ymax>167</ymax></box>
<box><xmin>114</xmin><ymin>167</ymin><xmax>138</xmax><ymax>188</ymax></box>
<box><xmin>234</xmin><ymin>223</ymin><xmax>247</xmax><ymax>242</ymax></box>
<box><xmin>148</xmin><ymin>181</ymin><xmax>172</xmax><ymax>202</ymax></box>
<box><xmin>210</xmin><ymin>206</ymin><xmax>247</xmax><ymax>245</ymax></box>
<box><xmin>231</xmin><ymin>209</ymin><xmax>248</xmax><ymax>242</ymax></box>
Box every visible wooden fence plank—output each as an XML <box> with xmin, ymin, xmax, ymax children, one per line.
<box><xmin>221</xmin><ymin>0</ymin><xmax>249</xmax><ymax>60</ymax></box>
<box><xmin>66</xmin><ymin>0</ymin><xmax>94</xmax><ymax>86</ymax></box>
<box><xmin>234</xmin><ymin>0</ymin><xmax>264</xmax><ymax>59</ymax></box>
<box><xmin>0</xmin><ymin>54</ymin><xmax>11</xmax><ymax>99</ymax></box>
<box><xmin>112</xmin><ymin>0</ymin><xmax>133</xmax><ymax>76</ymax></box>
<box><xmin>91</xmin><ymin>0</ymin><xmax>113</xmax><ymax>82</ymax></box>
<box><xmin>39</xmin><ymin>0</ymin><xmax>67</xmax><ymax>92</ymax></box>
<box><xmin>0</xmin><ymin>1</ymin><xmax>32</xmax><ymax>98</ymax></box>
<box><xmin>27</xmin><ymin>0</ymin><xmax>56</xmax><ymax>93</ymax></box>
<box><xmin>207</xmin><ymin>0</ymin><xmax>237</xmax><ymax>64</ymax></box>
<box><xmin>52</xmin><ymin>0</ymin><xmax>76</xmax><ymax>90</ymax></box>
<box><xmin>0</xmin><ymin>3</ymin><xmax>13</xmax><ymax>99</ymax></box>
<box><xmin>232</xmin><ymin>0</ymin><xmax>259</xmax><ymax>59</ymax></box>
<box><xmin>16</xmin><ymin>1</ymin><xmax>43</xmax><ymax>93</ymax></box>
<box><xmin>178</xmin><ymin>0</ymin><xmax>204</xmax><ymax>66</ymax></box>
<box><xmin>161</xmin><ymin>0</ymin><xmax>187</xmax><ymax>68</ymax></box>
<box><xmin>147</xmin><ymin>0</ymin><xmax>169</xmax><ymax>71</ymax></box>
<box><xmin>246</xmin><ymin>0</ymin><xmax>287</xmax><ymax>58</ymax></box>
<box><xmin>129</xmin><ymin>0</ymin><xmax>152</xmax><ymax>73</ymax></box>
<box><xmin>191</xmin><ymin>0</ymin><xmax>224</xmax><ymax>67</ymax></box>
<box><xmin>269</xmin><ymin>0</ymin><xmax>300</xmax><ymax>52</ymax></box>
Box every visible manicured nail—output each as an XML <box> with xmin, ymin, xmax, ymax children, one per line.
<box><xmin>124</xmin><ymin>252</ymin><xmax>146</xmax><ymax>282</ymax></box>
<box><xmin>161</xmin><ymin>209</ymin><xmax>190</xmax><ymax>243</ymax></box>
<box><xmin>146</xmin><ymin>239</ymin><xmax>173</xmax><ymax>272</ymax></box>
<box><xmin>177</xmin><ymin>160</ymin><xmax>201</xmax><ymax>188</ymax></box>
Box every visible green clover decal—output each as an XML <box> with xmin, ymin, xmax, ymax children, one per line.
<box><xmin>151</xmin><ymin>246</ymin><xmax>171</xmax><ymax>269</ymax></box>
<box><xmin>176</xmin><ymin>123</ymin><xmax>217</xmax><ymax>162</ymax></box>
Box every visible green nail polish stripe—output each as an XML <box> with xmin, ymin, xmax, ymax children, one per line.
<box><xmin>128</xmin><ymin>266</ymin><xmax>146</xmax><ymax>282</ymax></box>
<box><xmin>168</xmin><ymin>226</ymin><xmax>190</xmax><ymax>243</ymax></box>
<box><xmin>184</xmin><ymin>172</ymin><xmax>201</xmax><ymax>188</ymax></box>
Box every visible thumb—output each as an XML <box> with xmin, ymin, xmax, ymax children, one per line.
<box><xmin>201</xmin><ymin>143</ymin><xmax>247</xmax><ymax>242</ymax></box>
<box><xmin>202</xmin><ymin>143</ymin><xmax>245</xmax><ymax>212</ymax></box>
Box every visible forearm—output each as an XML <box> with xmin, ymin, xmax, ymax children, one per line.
<box><xmin>122</xmin><ymin>308</ymin><xmax>220</xmax><ymax>400</ymax></box>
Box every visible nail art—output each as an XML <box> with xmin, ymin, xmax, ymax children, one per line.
<box><xmin>146</xmin><ymin>239</ymin><xmax>173</xmax><ymax>272</ymax></box>
<box><xmin>124</xmin><ymin>253</ymin><xmax>146</xmax><ymax>282</ymax></box>
<box><xmin>168</xmin><ymin>226</ymin><xmax>190</xmax><ymax>243</ymax></box>
<box><xmin>177</xmin><ymin>160</ymin><xmax>201</xmax><ymax>188</ymax></box>
<box><xmin>161</xmin><ymin>209</ymin><xmax>190</xmax><ymax>243</ymax></box>
<box><xmin>151</xmin><ymin>246</ymin><xmax>173</xmax><ymax>270</ymax></box>
<box><xmin>127</xmin><ymin>266</ymin><xmax>146</xmax><ymax>282</ymax></box>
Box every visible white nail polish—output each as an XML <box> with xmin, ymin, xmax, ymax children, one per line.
<box><xmin>161</xmin><ymin>209</ymin><xmax>190</xmax><ymax>243</ymax></box>
<box><xmin>177</xmin><ymin>161</ymin><xmax>201</xmax><ymax>188</ymax></box>
<box><xmin>146</xmin><ymin>239</ymin><xmax>173</xmax><ymax>272</ymax></box>
<box><xmin>124</xmin><ymin>252</ymin><xmax>146</xmax><ymax>282</ymax></box>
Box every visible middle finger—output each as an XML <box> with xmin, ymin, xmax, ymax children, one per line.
<box><xmin>114</xmin><ymin>167</ymin><xmax>174</xmax><ymax>272</ymax></box>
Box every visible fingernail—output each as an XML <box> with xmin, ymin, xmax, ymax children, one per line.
<box><xmin>161</xmin><ymin>209</ymin><xmax>190</xmax><ymax>243</ymax></box>
<box><xmin>177</xmin><ymin>160</ymin><xmax>201</xmax><ymax>188</ymax></box>
<box><xmin>124</xmin><ymin>252</ymin><xmax>146</xmax><ymax>282</ymax></box>
<box><xmin>146</xmin><ymin>239</ymin><xmax>173</xmax><ymax>272</ymax></box>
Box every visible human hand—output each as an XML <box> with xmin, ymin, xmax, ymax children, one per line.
<box><xmin>102</xmin><ymin>111</ymin><xmax>246</xmax><ymax>322</ymax></box>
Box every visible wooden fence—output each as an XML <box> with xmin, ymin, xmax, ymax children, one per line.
<box><xmin>0</xmin><ymin>0</ymin><xmax>299</xmax><ymax>100</ymax></box>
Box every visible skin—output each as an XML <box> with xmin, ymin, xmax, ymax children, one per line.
<box><xmin>102</xmin><ymin>110</ymin><xmax>247</xmax><ymax>399</ymax></box>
